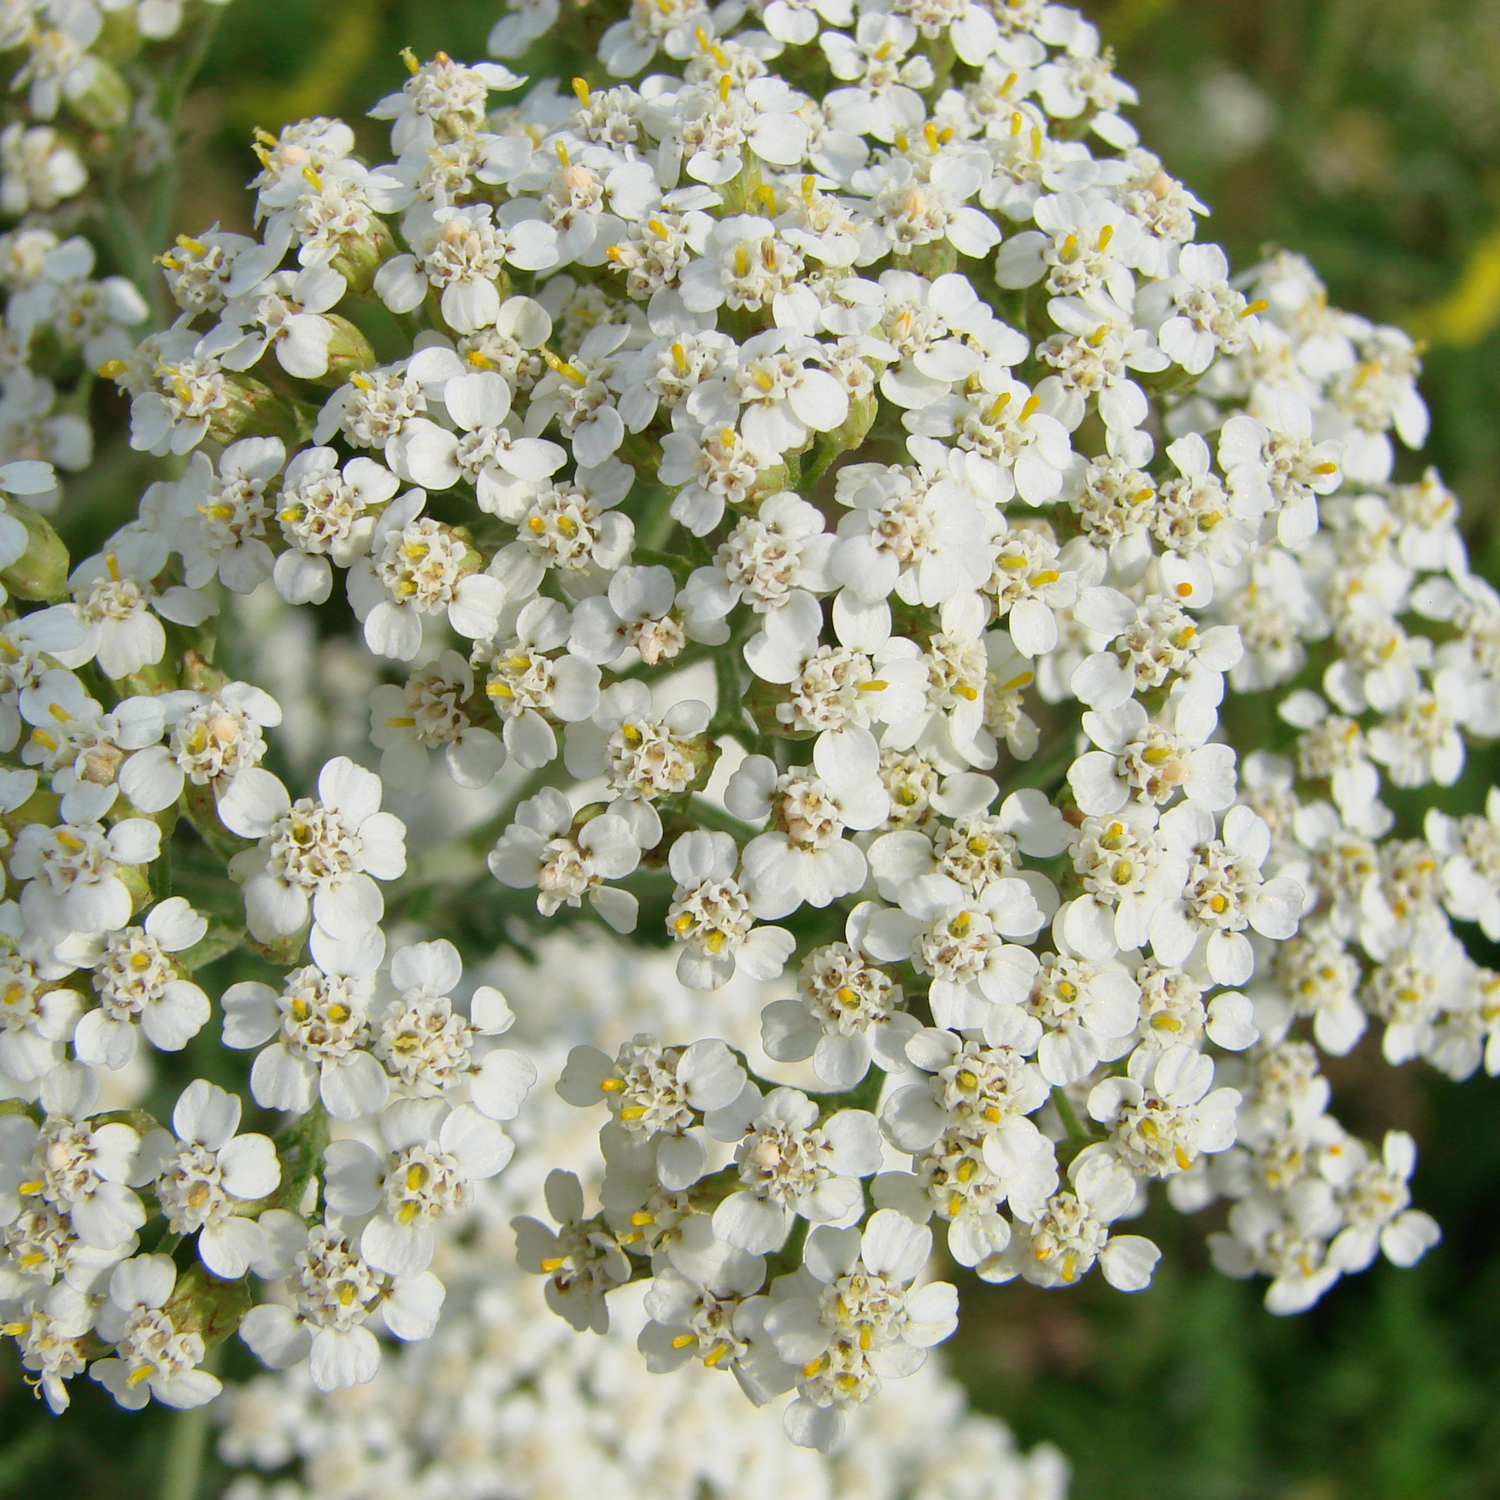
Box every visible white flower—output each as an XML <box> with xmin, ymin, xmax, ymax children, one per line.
<box><xmin>862</xmin><ymin>873</ymin><xmax>1044</xmax><ymax>1032</ymax></box>
<box><xmin>525</xmin><ymin>323</ymin><xmax>630</xmax><ymax>467</ymax></box>
<box><xmin>8</xmin><ymin>1064</ymin><xmax>144</xmax><ymax>1252</ymax></box>
<box><xmin>121</xmin><ymin>681</ymin><xmax>280</xmax><ymax>814</ymax></box>
<box><xmin>67</xmin><ymin>899</ymin><xmax>210</xmax><ymax>1069</ymax></box>
<box><xmin>638</xmin><ymin>1256</ymin><xmax>787</xmax><ymax>1400</ymax></box>
<box><xmin>370</xmin><ymin>649</ymin><xmax>505</xmax><ymax>792</ymax></box>
<box><xmin>0</xmin><ymin>123</ymin><xmax>85</xmax><ymax>214</ymax></box>
<box><xmin>488</xmin><ymin>788</ymin><xmax>643</xmax><ymax>933</ymax></box>
<box><xmin>1147</xmin><ymin>242</ymin><xmax>1263</xmax><ymax>374</ymax></box>
<box><xmin>1087</xmin><ymin>1044</ymin><xmax>1240</xmax><ymax>1177</ymax></box>
<box><xmin>570</xmin><ymin>564</ymin><xmax>687</xmax><ymax>666</ymax></box>
<box><xmin>992</xmin><ymin>1147</ymin><xmax>1160</xmax><ymax>1291</ymax></box>
<box><xmin>11</xmin><ymin>814</ymin><xmax>160</xmax><ymax>946</ymax></box>
<box><xmin>664</xmin><ymin>831</ymin><xmax>794</xmax><ymax>990</ymax></box>
<box><xmin>273</xmin><ymin>448</ymin><xmax>397</xmax><ymax>606</ymax></box>
<box><xmin>5</xmin><ymin>1280</ymin><xmax>93</xmax><ymax>1412</ymax></box>
<box><xmin>822</xmin><ymin>18</ymin><xmax>933</xmax><ymax>143</ymax></box>
<box><xmin>1153</xmin><ymin>432</ymin><xmax>1257</xmax><ymax>565</ymax></box>
<box><xmin>1366</xmin><ymin>670</ymin><xmax>1471</xmax><ymax>789</ymax></box>
<box><xmin>908</xmin><ymin>371</ymin><xmax>1073</xmax><ymax>509</ymax></box>
<box><xmin>1327</xmin><ymin>1131</ymin><xmax>1440</xmax><ymax>1274</ymax></box>
<box><xmin>1070</xmin><ymin>587</ymin><xmax>1243</xmax><ymax>711</ymax></box>
<box><xmin>0</xmin><ymin>946</ymin><xmax>79</xmax><ymax>1082</ymax></box>
<box><xmin>205</xmin><ymin>263</ymin><xmax>348</xmax><ymax>379</ymax></box>
<box><xmin>710</xmin><ymin>1087</ymin><xmax>882</xmax><ymax>1254</ymax></box>
<box><xmin>170</xmin><ymin>436</ymin><xmax>285</xmax><ymax>593</ymax></box>
<box><xmin>324</xmin><ymin>1098</ymin><xmax>514</xmax><ymax>1277</ymax></box>
<box><xmin>513</xmin><ymin>1169</ymin><xmax>631</xmax><ymax>1333</ymax></box>
<box><xmin>240</xmin><ymin>1223</ymin><xmax>444</xmax><ymax>1390</ymax></box>
<box><xmin>1433</xmin><ymin>787</ymin><xmax>1500</xmax><ymax>939</ymax></box>
<box><xmin>881</xmin><ymin>1027</ymin><xmax>1050</xmax><ymax>1152</ymax></box>
<box><xmin>764</xmin><ymin>1209</ymin><xmax>958</xmax><ymax>1453</ymax></box>
<box><xmin>488</xmin><ymin>461</ymin><xmax>636</xmax><ymax>597</ymax></box>
<box><xmin>148</xmin><ymin>1079</ymin><xmax>281</xmax><ymax>1278</ymax></box>
<box><xmin>559</xmin><ymin>1033</ymin><xmax>748</xmax><ymax>1190</ymax></box>
<box><xmin>699</xmin><ymin>328</ymin><xmax>850</xmax><ymax>464</ymax></box>
<box><xmin>1026</xmin><ymin>945</ymin><xmax>1141</xmax><ymax>1086</ymax></box>
<box><xmin>346</xmin><ymin>491</ymin><xmax>505</xmax><ymax>661</ymax></box>
<box><xmin>398</xmin><ymin>368</ymin><xmax>566</xmax><ymax>515</ymax></box>
<box><xmin>222</xmin><ymin>940</ymin><xmax>390</xmax><ymax>1122</ymax></box>
<box><xmin>742</xmin><ymin>588</ymin><xmax>928</xmax><ymax>739</ymax></box>
<box><xmin>369</xmin><ymin>54</ymin><xmax>524</xmax><ymax>152</ymax></box>
<box><xmin>1067</xmin><ymin>698</ymin><xmax>1237</xmax><ymax>817</ymax></box>
<box><xmin>1149</xmin><ymin>803</ymin><xmax>1303</xmax><ymax>984</ymax></box>
<box><xmin>219</xmin><ymin>758</ymin><xmax>407</xmax><ymax>945</ymax></box>
<box><xmin>18</xmin><ymin>670</ymin><xmax>166</xmax><ymax>821</ymax></box>
<box><xmin>483</xmin><ymin>597</ymin><xmax>602</xmax><ymax>769</ymax></box>
<box><xmin>830</xmin><ymin>447</ymin><xmax>988</xmax><ymax>607</ymax></box>
<box><xmin>67</xmin><ymin>548</ymin><xmax>216</xmax><ymax>680</ymax></box>
<box><xmin>91</xmin><ymin>1254</ymin><xmax>222</xmax><ymax>1410</ymax></box>
<box><xmin>725</xmin><ymin>727</ymin><xmax>890</xmax><ymax>920</ymax></box>
<box><xmin>374</xmin><ymin>939</ymin><xmax>534</xmax><ymax>1119</ymax></box>
<box><xmin>862</xmin><ymin>149</ymin><xmax>1002</xmax><ymax>260</ymax></box>
<box><xmin>680</xmin><ymin>491</ymin><xmax>835</xmax><ymax>627</ymax></box>
<box><xmin>761</xmin><ymin>907</ymin><xmax>919</xmax><ymax>1091</ymax></box>
<box><xmin>1217</xmin><ymin>388</ymin><xmax>1341</xmax><ymax>548</ymax></box>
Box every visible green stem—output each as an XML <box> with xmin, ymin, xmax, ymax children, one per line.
<box><xmin>1051</xmin><ymin>1086</ymin><xmax>1094</xmax><ymax>1150</ymax></box>
<box><xmin>685</xmin><ymin>794</ymin><xmax>759</xmax><ymax>844</ymax></box>
<box><xmin>460</xmin><ymin>759</ymin><xmax>571</xmax><ymax>855</ymax></box>
<box><xmin>102</xmin><ymin>6</ymin><xmax>226</xmax><ymax>324</ymax></box>
<box><xmin>797</xmin><ymin>437</ymin><xmax>841</xmax><ymax>497</ymax></box>
<box><xmin>269</xmin><ymin>1102</ymin><xmax>329</xmax><ymax>1215</ymax></box>
<box><xmin>156</xmin><ymin>1344</ymin><xmax>220</xmax><ymax>1500</ymax></box>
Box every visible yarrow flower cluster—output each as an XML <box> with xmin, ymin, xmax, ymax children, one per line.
<box><xmin>0</xmin><ymin>0</ymin><xmax>1482</xmax><ymax>1465</ymax></box>
<box><xmin>214</xmin><ymin>930</ymin><xmax>1069</xmax><ymax>1500</ymax></box>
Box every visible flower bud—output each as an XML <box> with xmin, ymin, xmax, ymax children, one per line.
<box><xmin>328</xmin><ymin>219</ymin><xmax>398</xmax><ymax>296</ymax></box>
<box><xmin>316</xmin><ymin>314</ymin><xmax>377</xmax><ymax>387</ymax></box>
<box><xmin>70</xmin><ymin>58</ymin><xmax>131</xmax><ymax>131</ymax></box>
<box><xmin>0</xmin><ymin>503</ymin><xmax>69</xmax><ymax>601</ymax></box>
<box><xmin>165</xmin><ymin>1264</ymin><xmax>253</xmax><ymax>1348</ymax></box>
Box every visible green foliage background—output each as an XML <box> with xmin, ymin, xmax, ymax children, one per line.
<box><xmin>7</xmin><ymin>2</ymin><xmax>1500</xmax><ymax>1496</ymax></box>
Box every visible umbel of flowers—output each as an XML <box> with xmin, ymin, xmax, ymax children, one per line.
<box><xmin>0</xmin><ymin>0</ymin><xmax>1485</xmax><ymax>1457</ymax></box>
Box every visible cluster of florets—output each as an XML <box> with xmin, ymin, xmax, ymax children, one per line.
<box><xmin>0</xmin><ymin>0</ymin><xmax>1480</xmax><ymax>1458</ymax></box>
<box><xmin>0</xmin><ymin>0</ymin><xmax>235</xmax><ymax>513</ymax></box>
<box><xmin>213</xmin><ymin>930</ymin><xmax>1069</xmax><ymax>1500</ymax></box>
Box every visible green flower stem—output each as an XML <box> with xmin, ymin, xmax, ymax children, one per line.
<box><xmin>684</xmin><ymin>794</ymin><xmax>759</xmax><ymax>844</ymax></box>
<box><xmin>156</xmin><ymin>1343</ymin><xmax>221</xmax><ymax>1500</ymax></box>
<box><xmin>1051</xmin><ymin>1086</ymin><xmax>1095</xmax><ymax>1153</ymax></box>
<box><xmin>269</xmin><ymin>1102</ymin><xmax>329</xmax><ymax>1216</ymax></box>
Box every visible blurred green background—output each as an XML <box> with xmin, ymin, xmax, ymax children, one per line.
<box><xmin>11</xmin><ymin>1</ymin><xmax>1500</xmax><ymax>1496</ymax></box>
